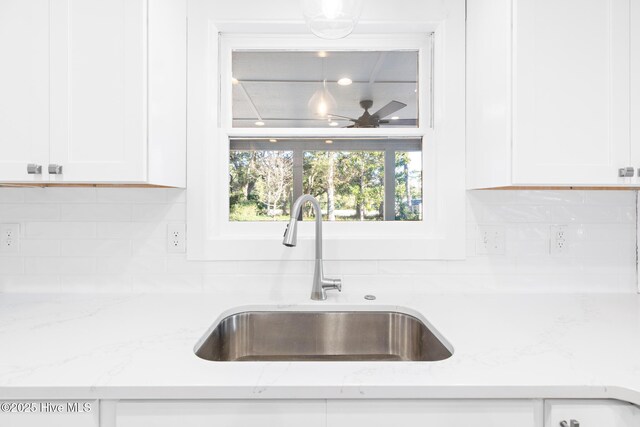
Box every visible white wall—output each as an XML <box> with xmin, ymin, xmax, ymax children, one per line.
<box><xmin>0</xmin><ymin>188</ymin><xmax>635</xmax><ymax>293</ymax></box>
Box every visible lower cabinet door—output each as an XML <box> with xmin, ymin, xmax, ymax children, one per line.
<box><xmin>0</xmin><ymin>401</ymin><xmax>98</xmax><ymax>427</ymax></box>
<box><xmin>545</xmin><ymin>400</ymin><xmax>640</xmax><ymax>427</ymax></box>
<box><xmin>327</xmin><ymin>400</ymin><xmax>542</xmax><ymax>427</ymax></box>
<box><xmin>115</xmin><ymin>400</ymin><xmax>326</xmax><ymax>427</ymax></box>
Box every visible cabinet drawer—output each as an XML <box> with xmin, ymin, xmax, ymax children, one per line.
<box><xmin>115</xmin><ymin>400</ymin><xmax>325</xmax><ymax>427</ymax></box>
<box><xmin>327</xmin><ymin>399</ymin><xmax>542</xmax><ymax>427</ymax></box>
<box><xmin>545</xmin><ymin>399</ymin><xmax>640</xmax><ymax>427</ymax></box>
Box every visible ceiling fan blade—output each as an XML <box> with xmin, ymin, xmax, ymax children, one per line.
<box><xmin>383</xmin><ymin>119</ymin><xmax>418</xmax><ymax>126</ymax></box>
<box><xmin>372</xmin><ymin>101</ymin><xmax>407</xmax><ymax>119</ymax></box>
<box><xmin>328</xmin><ymin>113</ymin><xmax>357</xmax><ymax>122</ymax></box>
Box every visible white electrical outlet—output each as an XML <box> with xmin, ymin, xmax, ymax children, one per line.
<box><xmin>0</xmin><ymin>224</ymin><xmax>20</xmax><ymax>253</ymax></box>
<box><xmin>167</xmin><ymin>223</ymin><xmax>186</xmax><ymax>253</ymax></box>
<box><xmin>550</xmin><ymin>225</ymin><xmax>569</xmax><ymax>255</ymax></box>
<box><xmin>476</xmin><ymin>225</ymin><xmax>505</xmax><ymax>255</ymax></box>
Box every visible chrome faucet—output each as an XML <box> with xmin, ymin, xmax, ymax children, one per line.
<box><xmin>282</xmin><ymin>195</ymin><xmax>342</xmax><ymax>301</ymax></box>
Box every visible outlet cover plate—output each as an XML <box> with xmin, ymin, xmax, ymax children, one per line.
<box><xmin>476</xmin><ymin>225</ymin><xmax>505</xmax><ymax>255</ymax></box>
<box><xmin>0</xmin><ymin>224</ymin><xmax>20</xmax><ymax>253</ymax></box>
<box><xmin>167</xmin><ymin>223</ymin><xmax>186</xmax><ymax>253</ymax></box>
<box><xmin>550</xmin><ymin>225</ymin><xmax>569</xmax><ymax>255</ymax></box>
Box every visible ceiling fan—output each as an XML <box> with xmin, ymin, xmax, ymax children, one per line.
<box><xmin>329</xmin><ymin>100</ymin><xmax>417</xmax><ymax>128</ymax></box>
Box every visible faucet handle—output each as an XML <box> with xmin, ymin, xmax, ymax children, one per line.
<box><xmin>323</xmin><ymin>278</ymin><xmax>342</xmax><ymax>293</ymax></box>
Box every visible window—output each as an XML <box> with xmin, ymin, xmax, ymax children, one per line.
<box><xmin>228</xmin><ymin>47</ymin><xmax>425</xmax><ymax>222</ymax></box>
<box><xmin>187</xmin><ymin>12</ymin><xmax>465</xmax><ymax>260</ymax></box>
<box><xmin>229</xmin><ymin>138</ymin><xmax>422</xmax><ymax>222</ymax></box>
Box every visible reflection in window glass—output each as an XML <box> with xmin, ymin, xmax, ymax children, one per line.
<box><xmin>229</xmin><ymin>139</ymin><xmax>422</xmax><ymax>222</ymax></box>
<box><xmin>232</xmin><ymin>50</ymin><xmax>420</xmax><ymax>129</ymax></box>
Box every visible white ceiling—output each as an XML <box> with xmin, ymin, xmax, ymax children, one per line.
<box><xmin>232</xmin><ymin>50</ymin><xmax>420</xmax><ymax>128</ymax></box>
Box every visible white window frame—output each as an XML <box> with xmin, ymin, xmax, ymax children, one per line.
<box><xmin>187</xmin><ymin>0</ymin><xmax>465</xmax><ymax>261</ymax></box>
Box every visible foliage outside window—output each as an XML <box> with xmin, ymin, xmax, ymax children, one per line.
<box><xmin>229</xmin><ymin>139</ymin><xmax>422</xmax><ymax>222</ymax></box>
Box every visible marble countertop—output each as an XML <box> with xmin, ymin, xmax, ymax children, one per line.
<box><xmin>1</xmin><ymin>284</ymin><xmax>640</xmax><ymax>403</ymax></box>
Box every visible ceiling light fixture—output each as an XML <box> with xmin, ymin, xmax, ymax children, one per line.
<box><xmin>308</xmin><ymin>80</ymin><xmax>337</xmax><ymax>118</ymax></box>
<box><xmin>337</xmin><ymin>77</ymin><xmax>353</xmax><ymax>86</ymax></box>
<box><xmin>317</xmin><ymin>51</ymin><xmax>328</xmax><ymax>58</ymax></box>
<box><xmin>301</xmin><ymin>0</ymin><xmax>364</xmax><ymax>40</ymax></box>
<box><xmin>391</xmin><ymin>116</ymin><xmax>400</xmax><ymax>120</ymax></box>
<box><xmin>325</xmin><ymin>140</ymin><xmax>334</xmax><ymax>144</ymax></box>
<box><xmin>255</xmin><ymin>121</ymin><xmax>265</xmax><ymax>126</ymax></box>
<box><xmin>269</xmin><ymin>139</ymin><xmax>278</xmax><ymax>143</ymax></box>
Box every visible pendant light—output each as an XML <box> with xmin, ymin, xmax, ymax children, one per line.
<box><xmin>308</xmin><ymin>55</ymin><xmax>337</xmax><ymax>118</ymax></box>
<box><xmin>301</xmin><ymin>0</ymin><xmax>364</xmax><ymax>39</ymax></box>
<box><xmin>308</xmin><ymin>79</ymin><xmax>337</xmax><ymax>117</ymax></box>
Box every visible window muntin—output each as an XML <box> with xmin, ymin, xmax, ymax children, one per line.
<box><xmin>229</xmin><ymin>138</ymin><xmax>422</xmax><ymax>222</ymax></box>
<box><xmin>231</xmin><ymin>50</ymin><xmax>420</xmax><ymax>129</ymax></box>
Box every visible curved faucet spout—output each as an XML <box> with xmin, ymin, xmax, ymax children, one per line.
<box><xmin>282</xmin><ymin>195</ymin><xmax>342</xmax><ymax>300</ymax></box>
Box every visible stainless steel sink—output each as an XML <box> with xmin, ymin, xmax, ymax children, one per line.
<box><xmin>194</xmin><ymin>310</ymin><xmax>453</xmax><ymax>362</ymax></box>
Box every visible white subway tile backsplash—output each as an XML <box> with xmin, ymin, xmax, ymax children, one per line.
<box><xmin>131</xmin><ymin>274</ymin><xmax>202</xmax><ymax>293</ymax></box>
<box><xmin>132</xmin><ymin>204</ymin><xmax>185</xmax><ymax>222</ymax></box>
<box><xmin>0</xmin><ymin>204</ymin><xmax>59</xmax><ymax>221</ymax></box>
<box><xmin>473</xmin><ymin>190</ymin><xmax>586</xmax><ymax>205</ymax></box>
<box><xmin>0</xmin><ymin>189</ymin><xmax>25</xmax><ymax>203</ymax></box>
<box><xmin>0</xmin><ymin>276</ymin><xmax>61</xmax><ymax>293</ymax></box>
<box><xmin>0</xmin><ymin>257</ymin><xmax>25</xmax><ymax>274</ymax></box>
<box><xmin>378</xmin><ymin>260</ymin><xmax>449</xmax><ymax>275</ymax></box>
<box><xmin>23</xmin><ymin>188</ymin><xmax>96</xmax><ymax>203</ymax></box>
<box><xmin>0</xmin><ymin>188</ymin><xmax>636</xmax><ymax>293</ymax></box>
<box><xmin>59</xmin><ymin>275</ymin><xmax>131</xmax><ymax>293</ymax></box>
<box><xmin>96</xmin><ymin>222</ymin><xmax>166</xmax><ymax>239</ymax></box>
<box><xmin>482</xmin><ymin>205</ymin><xmax>551</xmax><ymax>223</ymax></box>
<box><xmin>61</xmin><ymin>204</ymin><xmax>132</xmax><ymax>221</ymax></box>
<box><xmin>132</xmin><ymin>238</ymin><xmax>168</xmax><ymax>255</ymax></box>
<box><xmin>97</xmin><ymin>188</ymin><xmax>167</xmax><ymax>204</ymax></box>
<box><xmin>97</xmin><ymin>257</ymin><xmax>166</xmax><ymax>275</ymax></box>
<box><xmin>323</xmin><ymin>260</ymin><xmax>379</xmax><ymax>276</ymax></box>
<box><xmin>25</xmin><ymin>257</ymin><xmax>97</xmax><ymax>275</ymax></box>
<box><xmin>17</xmin><ymin>240</ymin><xmax>61</xmax><ymax>256</ymax></box>
<box><xmin>166</xmin><ymin>189</ymin><xmax>187</xmax><ymax>203</ymax></box>
<box><xmin>584</xmin><ymin>191</ymin><xmax>636</xmax><ymax>205</ymax></box>
<box><xmin>27</xmin><ymin>222</ymin><xmax>97</xmax><ymax>239</ymax></box>
<box><xmin>61</xmin><ymin>239</ymin><xmax>131</xmax><ymax>257</ymax></box>
<box><xmin>445</xmin><ymin>257</ymin><xmax>519</xmax><ymax>276</ymax></box>
<box><xmin>550</xmin><ymin>205</ymin><xmax>623</xmax><ymax>223</ymax></box>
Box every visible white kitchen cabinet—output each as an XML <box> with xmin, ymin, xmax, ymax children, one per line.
<box><xmin>327</xmin><ymin>399</ymin><xmax>543</xmax><ymax>427</ymax></box>
<box><xmin>0</xmin><ymin>0</ymin><xmax>186</xmax><ymax>186</ymax></box>
<box><xmin>0</xmin><ymin>401</ymin><xmax>98</xmax><ymax>427</ymax></box>
<box><xmin>631</xmin><ymin>0</ymin><xmax>640</xmax><ymax>167</ymax></box>
<box><xmin>545</xmin><ymin>400</ymin><xmax>640</xmax><ymax>427</ymax></box>
<box><xmin>467</xmin><ymin>0</ymin><xmax>633</xmax><ymax>188</ymax></box>
<box><xmin>114</xmin><ymin>400</ymin><xmax>326</xmax><ymax>427</ymax></box>
<box><xmin>0</xmin><ymin>0</ymin><xmax>50</xmax><ymax>183</ymax></box>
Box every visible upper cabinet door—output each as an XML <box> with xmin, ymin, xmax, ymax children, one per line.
<box><xmin>0</xmin><ymin>0</ymin><xmax>50</xmax><ymax>182</ymax></box>
<box><xmin>512</xmin><ymin>0</ymin><xmax>631</xmax><ymax>185</ymax></box>
<box><xmin>49</xmin><ymin>0</ymin><xmax>147</xmax><ymax>183</ymax></box>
